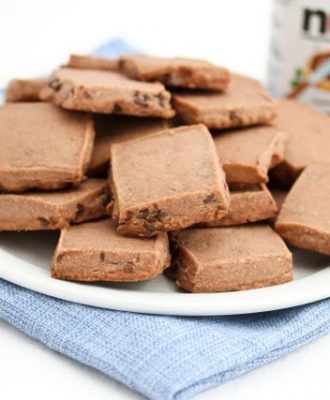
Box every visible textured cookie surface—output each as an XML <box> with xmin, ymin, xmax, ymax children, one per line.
<box><xmin>110</xmin><ymin>124</ymin><xmax>230</xmax><ymax>236</ymax></box>
<box><xmin>172</xmin><ymin>74</ymin><xmax>276</xmax><ymax>129</ymax></box>
<box><xmin>213</xmin><ymin>126</ymin><xmax>287</xmax><ymax>184</ymax></box>
<box><xmin>276</xmin><ymin>163</ymin><xmax>330</xmax><ymax>255</ymax></box>
<box><xmin>52</xmin><ymin>218</ymin><xmax>170</xmax><ymax>282</ymax></box>
<box><xmin>0</xmin><ymin>179</ymin><xmax>109</xmax><ymax>231</ymax></box>
<box><xmin>120</xmin><ymin>55</ymin><xmax>230</xmax><ymax>90</ymax></box>
<box><xmin>67</xmin><ymin>54</ymin><xmax>119</xmax><ymax>71</ymax></box>
<box><xmin>89</xmin><ymin>115</ymin><xmax>169</xmax><ymax>176</ymax></box>
<box><xmin>200</xmin><ymin>184</ymin><xmax>277</xmax><ymax>226</ymax></box>
<box><xmin>5</xmin><ymin>78</ymin><xmax>47</xmax><ymax>103</ymax></box>
<box><xmin>172</xmin><ymin>225</ymin><xmax>292</xmax><ymax>292</ymax></box>
<box><xmin>0</xmin><ymin>102</ymin><xmax>94</xmax><ymax>192</ymax></box>
<box><xmin>271</xmin><ymin>100</ymin><xmax>330</xmax><ymax>185</ymax></box>
<box><xmin>40</xmin><ymin>67</ymin><xmax>174</xmax><ymax>118</ymax></box>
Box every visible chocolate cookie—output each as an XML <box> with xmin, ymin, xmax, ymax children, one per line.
<box><xmin>89</xmin><ymin>115</ymin><xmax>170</xmax><ymax>176</ymax></box>
<box><xmin>0</xmin><ymin>179</ymin><xmax>109</xmax><ymax>231</ymax></box>
<box><xmin>0</xmin><ymin>102</ymin><xmax>94</xmax><ymax>192</ymax></box>
<box><xmin>271</xmin><ymin>100</ymin><xmax>330</xmax><ymax>186</ymax></box>
<box><xmin>172</xmin><ymin>225</ymin><xmax>293</xmax><ymax>292</ymax></box>
<box><xmin>276</xmin><ymin>163</ymin><xmax>330</xmax><ymax>255</ymax></box>
<box><xmin>119</xmin><ymin>55</ymin><xmax>230</xmax><ymax>90</ymax></box>
<box><xmin>172</xmin><ymin>74</ymin><xmax>277</xmax><ymax>129</ymax></box>
<box><xmin>213</xmin><ymin>126</ymin><xmax>287</xmax><ymax>184</ymax></box>
<box><xmin>67</xmin><ymin>54</ymin><xmax>119</xmax><ymax>71</ymax></box>
<box><xmin>5</xmin><ymin>78</ymin><xmax>47</xmax><ymax>102</ymax></box>
<box><xmin>40</xmin><ymin>67</ymin><xmax>175</xmax><ymax>118</ymax></box>
<box><xmin>109</xmin><ymin>124</ymin><xmax>230</xmax><ymax>237</ymax></box>
<box><xmin>201</xmin><ymin>184</ymin><xmax>278</xmax><ymax>226</ymax></box>
<box><xmin>52</xmin><ymin>218</ymin><xmax>170</xmax><ymax>282</ymax></box>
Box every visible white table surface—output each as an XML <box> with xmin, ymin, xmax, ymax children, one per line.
<box><xmin>0</xmin><ymin>1</ymin><xmax>329</xmax><ymax>399</ymax></box>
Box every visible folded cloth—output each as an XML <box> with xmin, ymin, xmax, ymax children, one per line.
<box><xmin>0</xmin><ymin>279</ymin><xmax>329</xmax><ymax>400</ymax></box>
<box><xmin>0</xmin><ymin>40</ymin><xmax>329</xmax><ymax>400</ymax></box>
<box><xmin>91</xmin><ymin>37</ymin><xmax>140</xmax><ymax>56</ymax></box>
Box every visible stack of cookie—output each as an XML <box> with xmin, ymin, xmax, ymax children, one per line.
<box><xmin>1</xmin><ymin>53</ymin><xmax>329</xmax><ymax>293</ymax></box>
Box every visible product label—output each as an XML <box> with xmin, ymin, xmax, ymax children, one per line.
<box><xmin>268</xmin><ymin>0</ymin><xmax>330</xmax><ymax>112</ymax></box>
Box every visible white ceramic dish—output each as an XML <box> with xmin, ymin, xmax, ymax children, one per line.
<box><xmin>0</xmin><ymin>231</ymin><xmax>329</xmax><ymax>316</ymax></box>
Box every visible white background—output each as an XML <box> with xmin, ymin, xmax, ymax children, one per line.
<box><xmin>0</xmin><ymin>1</ymin><xmax>329</xmax><ymax>399</ymax></box>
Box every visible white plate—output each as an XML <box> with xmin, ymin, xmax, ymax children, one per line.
<box><xmin>0</xmin><ymin>231</ymin><xmax>329</xmax><ymax>316</ymax></box>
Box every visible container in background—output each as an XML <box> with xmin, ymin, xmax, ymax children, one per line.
<box><xmin>268</xmin><ymin>0</ymin><xmax>330</xmax><ymax>112</ymax></box>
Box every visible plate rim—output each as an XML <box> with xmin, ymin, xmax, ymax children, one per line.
<box><xmin>1</xmin><ymin>247</ymin><xmax>329</xmax><ymax>316</ymax></box>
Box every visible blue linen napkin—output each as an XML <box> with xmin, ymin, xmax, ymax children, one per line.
<box><xmin>0</xmin><ymin>280</ymin><xmax>329</xmax><ymax>399</ymax></box>
<box><xmin>0</xmin><ymin>39</ymin><xmax>330</xmax><ymax>400</ymax></box>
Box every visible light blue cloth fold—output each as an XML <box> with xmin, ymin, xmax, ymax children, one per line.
<box><xmin>0</xmin><ymin>39</ymin><xmax>329</xmax><ymax>400</ymax></box>
<box><xmin>91</xmin><ymin>37</ymin><xmax>140</xmax><ymax>56</ymax></box>
<box><xmin>0</xmin><ymin>280</ymin><xmax>329</xmax><ymax>400</ymax></box>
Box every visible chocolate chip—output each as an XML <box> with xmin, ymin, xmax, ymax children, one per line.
<box><xmin>49</xmin><ymin>78</ymin><xmax>61</xmax><ymax>91</ymax></box>
<box><xmin>48</xmin><ymin>216</ymin><xmax>60</xmax><ymax>227</ymax></box>
<box><xmin>83</xmin><ymin>91</ymin><xmax>93</xmax><ymax>100</ymax></box>
<box><xmin>136</xmin><ymin>208</ymin><xmax>149</xmax><ymax>219</ymax></box>
<box><xmin>100</xmin><ymin>252</ymin><xmax>105</xmax><ymax>262</ymax></box>
<box><xmin>66</xmin><ymin>87</ymin><xmax>75</xmax><ymax>98</ymax></box>
<box><xmin>155</xmin><ymin>209</ymin><xmax>168</xmax><ymax>220</ymax></box>
<box><xmin>229</xmin><ymin>110</ymin><xmax>241</xmax><ymax>122</ymax></box>
<box><xmin>203</xmin><ymin>193</ymin><xmax>217</xmax><ymax>203</ymax></box>
<box><xmin>24</xmin><ymin>149</ymin><xmax>33</xmax><ymax>157</ymax></box>
<box><xmin>113</xmin><ymin>103</ymin><xmax>123</xmax><ymax>113</ymax></box>
<box><xmin>56</xmin><ymin>253</ymin><xmax>64</xmax><ymax>264</ymax></box>
<box><xmin>102</xmin><ymin>193</ymin><xmax>111</xmax><ymax>206</ymax></box>
<box><xmin>123</xmin><ymin>263</ymin><xmax>134</xmax><ymax>273</ymax></box>
<box><xmin>143</xmin><ymin>220</ymin><xmax>157</xmax><ymax>234</ymax></box>
<box><xmin>37</xmin><ymin>217</ymin><xmax>50</xmax><ymax>228</ymax></box>
<box><xmin>133</xmin><ymin>91</ymin><xmax>149</xmax><ymax>107</ymax></box>
<box><xmin>156</xmin><ymin>93</ymin><xmax>165</xmax><ymax>107</ymax></box>
<box><xmin>126</xmin><ymin>210</ymin><xmax>134</xmax><ymax>220</ymax></box>
<box><xmin>75</xmin><ymin>203</ymin><xmax>85</xmax><ymax>219</ymax></box>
